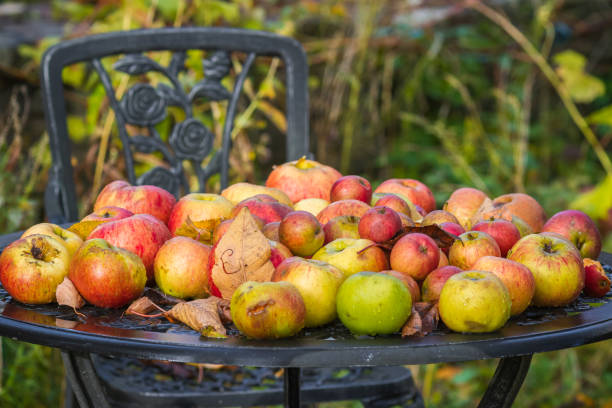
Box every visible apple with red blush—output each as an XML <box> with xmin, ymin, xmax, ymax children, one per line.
<box><xmin>269</xmin><ymin>240</ymin><xmax>293</xmax><ymax>267</ymax></box>
<box><xmin>330</xmin><ymin>175</ymin><xmax>372</xmax><ymax>203</ymax></box>
<box><xmin>422</xmin><ymin>210</ymin><xmax>459</xmax><ymax>226</ymax></box>
<box><xmin>471</xmin><ymin>219</ymin><xmax>521</xmax><ymax>257</ymax></box>
<box><xmin>374</xmin><ymin>178</ymin><xmax>436</xmax><ymax>213</ymax></box>
<box><xmin>443</xmin><ymin>187</ymin><xmax>489</xmax><ymax>229</ymax></box>
<box><xmin>421</xmin><ymin>265</ymin><xmax>462</xmax><ymax>303</ymax></box>
<box><xmin>317</xmin><ymin>199</ymin><xmax>371</xmax><ymax>225</ymax></box>
<box><xmin>263</xmin><ymin>222</ymin><xmax>281</xmax><ymax>241</ymax></box>
<box><xmin>266</xmin><ymin>157</ymin><xmax>342</xmax><ymax>203</ymax></box>
<box><xmin>323</xmin><ymin>215</ymin><xmax>361</xmax><ymax>244</ymax></box>
<box><xmin>472</xmin><ymin>256</ymin><xmax>535</xmax><ymax>316</ymax></box>
<box><xmin>154</xmin><ymin>237</ymin><xmax>211</xmax><ymax>299</ymax></box>
<box><xmin>390</xmin><ymin>233</ymin><xmax>440</xmax><ymax>281</ymax></box>
<box><xmin>168</xmin><ymin>193</ymin><xmax>234</xmax><ymax>236</ymax></box>
<box><xmin>231</xmin><ymin>194</ymin><xmax>292</xmax><ymax>225</ymax></box>
<box><xmin>279</xmin><ymin>211</ymin><xmax>325</xmax><ymax>257</ymax></box>
<box><xmin>69</xmin><ymin>238</ymin><xmax>147</xmax><ymax>308</ymax></box>
<box><xmin>448</xmin><ymin>231</ymin><xmax>500</xmax><ymax>270</ymax></box>
<box><xmin>582</xmin><ymin>258</ymin><xmax>610</xmax><ymax>298</ymax></box>
<box><xmin>358</xmin><ymin>206</ymin><xmax>402</xmax><ymax>243</ymax></box>
<box><xmin>0</xmin><ymin>234</ymin><xmax>72</xmax><ymax>304</ymax></box>
<box><xmin>88</xmin><ymin>214</ymin><xmax>171</xmax><ymax>279</ymax></box>
<box><xmin>94</xmin><ymin>180</ymin><xmax>176</xmax><ymax>224</ymax></box>
<box><xmin>541</xmin><ymin>210</ymin><xmax>602</xmax><ymax>259</ymax></box>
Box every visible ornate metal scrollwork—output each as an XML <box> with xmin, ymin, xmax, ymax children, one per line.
<box><xmin>92</xmin><ymin>48</ymin><xmax>247</xmax><ymax>196</ymax></box>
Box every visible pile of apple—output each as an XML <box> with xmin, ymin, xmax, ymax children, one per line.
<box><xmin>0</xmin><ymin>157</ymin><xmax>610</xmax><ymax>339</ymax></box>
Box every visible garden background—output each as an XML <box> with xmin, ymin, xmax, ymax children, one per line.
<box><xmin>1</xmin><ymin>0</ymin><xmax>611</xmax><ymax>406</ymax></box>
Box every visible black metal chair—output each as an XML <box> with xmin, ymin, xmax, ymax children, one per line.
<box><xmin>38</xmin><ymin>28</ymin><xmax>423</xmax><ymax>408</ymax></box>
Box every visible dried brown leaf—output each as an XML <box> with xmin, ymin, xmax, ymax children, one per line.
<box><xmin>401</xmin><ymin>308</ymin><xmax>422</xmax><ymax>338</ymax></box>
<box><xmin>209</xmin><ymin>208</ymin><xmax>275</xmax><ymax>299</ymax></box>
<box><xmin>217</xmin><ymin>298</ymin><xmax>232</xmax><ymax>324</ymax></box>
<box><xmin>402</xmin><ymin>302</ymin><xmax>440</xmax><ymax>338</ymax></box>
<box><xmin>125</xmin><ymin>297</ymin><xmax>158</xmax><ymax>316</ymax></box>
<box><xmin>167</xmin><ymin>297</ymin><xmax>227</xmax><ymax>338</ymax></box>
<box><xmin>56</xmin><ymin>277</ymin><xmax>85</xmax><ymax>309</ymax></box>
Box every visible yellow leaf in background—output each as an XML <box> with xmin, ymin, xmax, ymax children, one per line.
<box><xmin>570</xmin><ymin>175</ymin><xmax>612</xmax><ymax>221</ymax></box>
<box><xmin>554</xmin><ymin>50</ymin><xmax>605</xmax><ymax>104</ymax></box>
<box><xmin>258</xmin><ymin>101</ymin><xmax>287</xmax><ymax>133</ymax></box>
<box><xmin>588</xmin><ymin>105</ymin><xmax>612</xmax><ymax>127</ymax></box>
<box><xmin>259</xmin><ymin>78</ymin><xmax>276</xmax><ymax>99</ymax></box>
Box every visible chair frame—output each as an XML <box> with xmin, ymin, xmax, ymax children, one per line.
<box><xmin>41</xmin><ymin>27</ymin><xmax>310</xmax><ymax>223</ymax></box>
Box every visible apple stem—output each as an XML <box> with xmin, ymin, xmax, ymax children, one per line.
<box><xmin>73</xmin><ymin>307</ymin><xmax>86</xmax><ymax>319</ymax></box>
<box><xmin>128</xmin><ymin>311</ymin><xmax>165</xmax><ymax>318</ymax></box>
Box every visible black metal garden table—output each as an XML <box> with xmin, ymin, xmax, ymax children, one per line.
<box><xmin>0</xmin><ymin>229</ymin><xmax>611</xmax><ymax>408</ymax></box>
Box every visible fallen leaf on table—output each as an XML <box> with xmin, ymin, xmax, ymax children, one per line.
<box><xmin>167</xmin><ymin>297</ymin><xmax>227</xmax><ymax>338</ymax></box>
<box><xmin>402</xmin><ymin>225</ymin><xmax>458</xmax><ymax>248</ymax></box>
<box><xmin>56</xmin><ymin>277</ymin><xmax>85</xmax><ymax>309</ymax></box>
<box><xmin>125</xmin><ymin>297</ymin><xmax>158</xmax><ymax>316</ymax></box>
<box><xmin>217</xmin><ymin>298</ymin><xmax>232</xmax><ymax>324</ymax></box>
<box><xmin>208</xmin><ymin>208</ymin><xmax>275</xmax><ymax>299</ymax></box>
<box><xmin>402</xmin><ymin>302</ymin><xmax>439</xmax><ymax>338</ymax></box>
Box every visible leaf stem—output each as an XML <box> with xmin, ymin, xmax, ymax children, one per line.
<box><xmin>466</xmin><ymin>0</ymin><xmax>612</xmax><ymax>177</ymax></box>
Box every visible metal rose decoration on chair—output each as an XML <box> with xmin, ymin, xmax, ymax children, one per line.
<box><xmin>120</xmin><ymin>84</ymin><xmax>167</xmax><ymax>127</ymax></box>
<box><xmin>169</xmin><ymin>119</ymin><xmax>214</xmax><ymax>162</ymax></box>
<box><xmin>93</xmin><ymin>49</ymin><xmax>238</xmax><ymax>196</ymax></box>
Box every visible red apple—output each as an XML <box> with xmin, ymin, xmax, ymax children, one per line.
<box><xmin>279</xmin><ymin>211</ymin><xmax>325</xmax><ymax>257</ymax></box>
<box><xmin>266</xmin><ymin>157</ymin><xmax>342</xmax><ymax>203</ymax></box>
<box><xmin>69</xmin><ymin>238</ymin><xmax>147</xmax><ymax>308</ymax></box>
<box><xmin>443</xmin><ymin>187</ymin><xmax>489</xmax><ymax>229</ymax></box>
<box><xmin>317</xmin><ymin>199</ymin><xmax>371</xmax><ymax>225</ymax></box>
<box><xmin>472</xmin><ymin>256</ymin><xmax>535</xmax><ymax>316</ymax></box>
<box><xmin>380</xmin><ymin>270</ymin><xmax>420</xmax><ymax>303</ymax></box>
<box><xmin>88</xmin><ymin>214</ymin><xmax>171</xmax><ymax>279</ymax></box>
<box><xmin>269</xmin><ymin>240</ymin><xmax>292</xmax><ymax>268</ymax></box>
<box><xmin>421</xmin><ymin>265</ymin><xmax>462</xmax><ymax>303</ymax></box>
<box><xmin>449</xmin><ymin>231</ymin><xmax>501</xmax><ymax>270</ymax></box>
<box><xmin>0</xmin><ymin>234</ymin><xmax>72</xmax><ymax>304</ymax></box>
<box><xmin>507</xmin><ymin>233</ymin><xmax>584</xmax><ymax>307</ymax></box>
<box><xmin>94</xmin><ymin>180</ymin><xmax>176</xmax><ymax>224</ymax></box>
<box><xmin>168</xmin><ymin>193</ymin><xmax>234</xmax><ymax>236</ymax></box>
<box><xmin>374</xmin><ymin>178</ymin><xmax>436</xmax><ymax>213</ymax></box>
<box><xmin>474</xmin><ymin>193</ymin><xmax>546</xmax><ymax>233</ymax></box>
<box><xmin>330</xmin><ymin>175</ymin><xmax>372</xmax><ymax>203</ymax></box>
<box><xmin>390</xmin><ymin>233</ymin><xmax>440</xmax><ymax>281</ymax></box>
<box><xmin>372</xmin><ymin>193</ymin><xmax>423</xmax><ymax>222</ymax></box>
<box><xmin>422</xmin><ymin>210</ymin><xmax>459</xmax><ymax>226</ymax></box>
<box><xmin>68</xmin><ymin>206</ymin><xmax>134</xmax><ymax>239</ymax></box>
<box><xmin>471</xmin><ymin>219</ymin><xmax>521</xmax><ymax>257</ymax></box>
<box><xmin>263</xmin><ymin>222</ymin><xmax>281</xmax><ymax>241</ymax></box>
<box><xmin>272</xmin><ymin>257</ymin><xmax>344</xmax><ymax>327</ymax></box>
<box><xmin>154</xmin><ymin>237</ymin><xmax>211</xmax><ymax>299</ymax></box>
<box><xmin>439</xmin><ymin>222</ymin><xmax>466</xmax><ymax>237</ymax></box>
<box><xmin>541</xmin><ymin>210</ymin><xmax>602</xmax><ymax>259</ymax></box>
<box><xmin>231</xmin><ymin>195</ymin><xmax>293</xmax><ymax>225</ymax></box>
<box><xmin>583</xmin><ymin>258</ymin><xmax>610</xmax><ymax>298</ymax></box>
<box><xmin>323</xmin><ymin>215</ymin><xmax>361</xmax><ymax>244</ymax></box>
<box><xmin>358</xmin><ymin>206</ymin><xmax>402</xmax><ymax>243</ymax></box>
<box><xmin>212</xmin><ymin>220</ymin><xmax>233</xmax><ymax>245</ymax></box>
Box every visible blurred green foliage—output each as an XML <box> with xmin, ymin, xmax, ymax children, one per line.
<box><xmin>1</xmin><ymin>0</ymin><xmax>612</xmax><ymax>407</ymax></box>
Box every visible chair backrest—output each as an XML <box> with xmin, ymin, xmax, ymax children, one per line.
<box><xmin>41</xmin><ymin>27</ymin><xmax>309</xmax><ymax>224</ymax></box>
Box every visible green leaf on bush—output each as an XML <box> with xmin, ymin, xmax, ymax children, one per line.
<box><xmin>587</xmin><ymin>105</ymin><xmax>612</xmax><ymax>127</ymax></box>
<box><xmin>570</xmin><ymin>175</ymin><xmax>612</xmax><ymax>221</ymax></box>
<box><xmin>554</xmin><ymin>50</ymin><xmax>605</xmax><ymax>103</ymax></box>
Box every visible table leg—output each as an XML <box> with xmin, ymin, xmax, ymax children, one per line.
<box><xmin>284</xmin><ymin>367</ymin><xmax>301</xmax><ymax>408</ymax></box>
<box><xmin>477</xmin><ymin>354</ymin><xmax>533</xmax><ymax>408</ymax></box>
<box><xmin>61</xmin><ymin>351</ymin><xmax>111</xmax><ymax>408</ymax></box>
